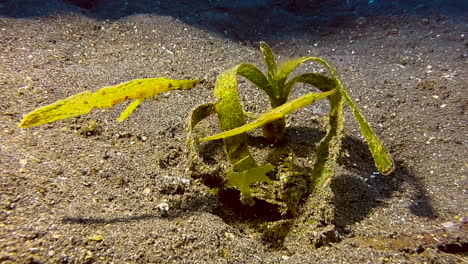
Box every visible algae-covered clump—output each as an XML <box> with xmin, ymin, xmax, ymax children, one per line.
<box><xmin>188</xmin><ymin>42</ymin><xmax>393</xmax><ymax>206</ymax></box>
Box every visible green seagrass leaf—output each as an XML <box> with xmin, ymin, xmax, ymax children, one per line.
<box><xmin>284</xmin><ymin>72</ymin><xmax>336</xmax><ymax>95</ymax></box>
<box><xmin>204</xmin><ymin>89</ymin><xmax>336</xmax><ymax>141</ymax></box>
<box><xmin>185</xmin><ymin>102</ymin><xmax>218</xmax><ymax>179</ymax></box>
<box><xmin>214</xmin><ymin>65</ymin><xmax>258</xmax><ymax>171</ymax></box>
<box><xmin>311</xmin><ymin>58</ymin><xmax>395</xmax><ymax>175</ymax></box>
<box><xmin>237</xmin><ymin>63</ymin><xmax>274</xmax><ymax>99</ymax></box>
<box><xmin>187</xmin><ymin>103</ymin><xmax>216</xmax><ymax>133</ymax></box>
<box><xmin>311</xmin><ymin>91</ymin><xmax>344</xmax><ymax>191</ymax></box>
<box><xmin>343</xmin><ymin>99</ymin><xmax>395</xmax><ymax>175</ymax></box>
<box><xmin>260</xmin><ymin>42</ymin><xmax>279</xmax><ymax>98</ymax></box>
<box><xmin>276</xmin><ymin>57</ymin><xmax>322</xmax><ymax>98</ymax></box>
<box><xmin>280</xmin><ymin>71</ymin><xmax>345</xmax><ymax>191</ymax></box>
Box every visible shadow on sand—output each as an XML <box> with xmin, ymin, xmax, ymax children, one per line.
<box><xmin>1</xmin><ymin>0</ymin><xmax>466</xmax><ymax>42</ymax></box>
<box><xmin>62</xmin><ymin>125</ymin><xmax>437</xmax><ymax>237</ymax></box>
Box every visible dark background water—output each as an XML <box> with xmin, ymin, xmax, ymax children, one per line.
<box><xmin>1</xmin><ymin>0</ymin><xmax>467</xmax><ymax>41</ymax></box>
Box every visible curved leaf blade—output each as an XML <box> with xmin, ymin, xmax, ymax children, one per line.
<box><xmin>236</xmin><ymin>63</ymin><xmax>274</xmax><ymax>99</ymax></box>
<box><xmin>185</xmin><ymin>103</ymin><xmax>218</xmax><ymax>178</ymax></box>
<box><xmin>311</xmin><ymin>92</ymin><xmax>344</xmax><ymax>190</ymax></box>
<box><xmin>187</xmin><ymin>103</ymin><xmax>216</xmax><ymax>133</ymax></box>
<box><xmin>282</xmin><ymin>71</ymin><xmax>344</xmax><ymax>189</ymax></box>
<box><xmin>260</xmin><ymin>42</ymin><xmax>277</xmax><ymax>79</ymax></box>
<box><xmin>204</xmin><ymin>89</ymin><xmax>336</xmax><ymax>141</ymax></box>
<box><xmin>276</xmin><ymin>57</ymin><xmax>323</xmax><ymax>98</ymax></box>
<box><xmin>260</xmin><ymin>42</ymin><xmax>279</xmax><ymax>98</ymax></box>
<box><xmin>284</xmin><ymin>72</ymin><xmax>336</xmax><ymax>95</ymax></box>
<box><xmin>345</xmin><ymin>100</ymin><xmax>395</xmax><ymax>175</ymax></box>
<box><xmin>214</xmin><ymin>66</ymin><xmax>258</xmax><ymax>171</ymax></box>
<box><xmin>310</xmin><ymin>58</ymin><xmax>395</xmax><ymax>175</ymax></box>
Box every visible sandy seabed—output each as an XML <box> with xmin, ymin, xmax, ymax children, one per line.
<box><xmin>0</xmin><ymin>2</ymin><xmax>467</xmax><ymax>263</ymax></box>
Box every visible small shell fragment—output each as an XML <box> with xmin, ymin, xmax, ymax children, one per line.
<box><xmin>156</xmin><ymin>202</ymin><xmax>169</xmax><ymax>213</ymax></box>
<box><xmin>441</xmin><ymin>221</ymin><xmax>456</xmax><ymax>229</ymax></box>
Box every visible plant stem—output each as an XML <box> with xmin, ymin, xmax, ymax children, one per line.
<box><xmin>262</xmin><ymin>97</ymin><xmax>288</xmax><ymax>145</ymax></box>
<box><xmin>261</xmin><ymin>117</ymin><xmax>287</xmax><ymax>145</ymax></box>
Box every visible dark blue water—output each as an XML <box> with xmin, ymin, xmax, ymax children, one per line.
<box><xmin>1</xmin><ymin>0</ymin><xmax>466</xmax><ymax>41</ymax></box>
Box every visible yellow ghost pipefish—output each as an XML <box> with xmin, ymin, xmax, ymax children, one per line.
<box><xmin>19</xmin><ymin>77</ymin><xmax>199</xmax><ymax>128</ymax></box>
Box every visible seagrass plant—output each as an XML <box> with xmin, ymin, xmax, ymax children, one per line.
<box><xmin>187</xmin><ymin>42</ymin><xmax>394</xmax><ymax>205</ymax></box>
<box><xmin>19</xmin><ymin>42</ymin><xmax>394</xmax><ymax>207</ymax></box>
